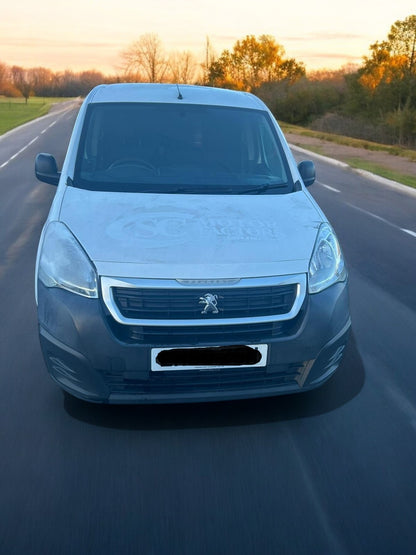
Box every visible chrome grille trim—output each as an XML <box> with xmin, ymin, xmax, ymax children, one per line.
<box><xmin>101</xmin><ymin>274</ymin><xmax>306</xmax><ymax>327</ymax></box>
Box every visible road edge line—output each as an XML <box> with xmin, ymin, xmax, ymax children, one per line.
<box><xmin>290</xmin><ymin>143</ymin><xmax>416</xmax><ymax>198</ymax></box>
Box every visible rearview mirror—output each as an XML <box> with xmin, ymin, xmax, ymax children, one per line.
<box><xmin>35</xmin><ymin>153</ymin><xmax>60</xmax><ymax>186</ymax></box>
<box><xmin>298</xmin><ymin>160</ymin><xmax>316</xmax><ymax>187</ymax></box>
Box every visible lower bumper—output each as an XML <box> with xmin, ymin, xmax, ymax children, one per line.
<box><xmin>40</xmin><ymin>318</ymin><xmax>350</xmax><ymax>403</ymax></box>
<box><xmin>37</xmin><ymin>281</ymin><xmax>351</xmax><ymax>404</ymax></box>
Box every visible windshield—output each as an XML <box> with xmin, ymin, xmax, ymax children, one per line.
<box><xmin>73</xmin><ymin>102</ymin><xmax>294</xmax><ymax>194</ymax></box>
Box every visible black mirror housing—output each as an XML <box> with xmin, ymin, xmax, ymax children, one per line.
<box><xmin>298</xmin><ymin>160</ymin><xmax>316</xmax><ymax>187</ymax></box>
<box><xmin>35</xmin><ymin>153</ymin><xmax>60</xmax><ymax>186</ymax></box>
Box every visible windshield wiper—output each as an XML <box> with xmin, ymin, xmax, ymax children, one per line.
<box><xmin>167</xmin><ymin>186</ymin><xmax>235</xmax><ymax>194</ymax></box>
<box><xmin>237</xmin><ymin>183</ymin><xmax>287</xmax><ymax>195</ymax></box>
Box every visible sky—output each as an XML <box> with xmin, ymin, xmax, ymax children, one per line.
<box><xmin>1</xmin><ymin>0</ymin><xmax>415</xmax><ymax>74</ymax></box>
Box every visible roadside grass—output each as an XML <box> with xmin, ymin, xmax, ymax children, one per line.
<box><xmin>0</xmin><ymin>97</ymin><xmax>74</xmax><ymax>135</ymax></box>
<box><xmin>290</xmin><ymin>139</ymin><xmax>416</xmax><ymax>189</ymax></box>
<box><xmin>280</xmin><ymin>122</ymin><xmax>416</xmax><ymax>162</ymax></box>
<box><xmin>346</xmin><ymin>158</ymin><xmax>416</xmax><ymax>189</ymax></box>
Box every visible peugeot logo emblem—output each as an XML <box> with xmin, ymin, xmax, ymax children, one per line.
<box><xmin>199</xmin><ymin>293</ymin><xmax>220</xmax><ymax>314</ymax></box>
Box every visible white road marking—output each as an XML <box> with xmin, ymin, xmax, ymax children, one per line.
<box><xmin>346</xmin><ymin>203</ymin><xmax>416</xmax><ymax>238</ymax></box>
<box><xmin>318</xmin><ymin>181</ymin><xmax>416</xmax><ymax>238</ymax></box>
<box><xmin>346</xmin><ymin>203</ymin><xmax>392</xmax><ymax>225</ymax></box>
<box><xmin>402</xmin><ymin>229</ymin><xmax>416</xmax><ymax>238</ymax></box>
<box><xmin>0</xmin><ymin>136</ymin><xmax>39</xmax><ymax>168</ymax></box>
<box><xmin>317</xmin><ymin>181</ymin><xmax>341</xmax><ymax>193</ymax></box>
<box><xmin>0</xmin><ymin>102</ymin><xmax>77</xmax><ymax>168</ymax></box>
<box><xmin>39</xmin><ymin>120</ymin><xmax>57</xmax><ymax>135</ymax></box>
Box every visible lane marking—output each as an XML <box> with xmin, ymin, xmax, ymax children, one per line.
<box><xmin>1</xmin><ymin>117</ymin><xmax>60</xmax><ymax>168</ymax></box>
<box><xmin>317</xmin><ymin>181</ymin><xmax>341</xmax><ymax>193</ymax></box>
<box><xmin>0</xmin><ymin>135</ymin><xmax>39</xmax><ymax>168</ymax></box>
<box><xmin>0</xmin><ymin>99</ymin><xmax>79</xmax><ymax>144</ymax></box>
<box><xmin>317</xmin><ymin>181</ymin><xmax>415</xmax><ymax>238</ymax></box>
<box><xmin>402</xmin><ymin>229</ymin><xmax>416</xmax><ymax>238</ymax></box>
<box><xmin>346</xmin><ymin>203</ymin><xmax>416</xmax><ymax>238</ymax></box>
<box><xmin>0</xmin><ymin>101</ymin><xmax>78</xmax><ymax>169</ymax></box>
<box><xmin>346</xmin><ymin>204</ymin><xmax>393</xmax><ymax>226</ymax></box>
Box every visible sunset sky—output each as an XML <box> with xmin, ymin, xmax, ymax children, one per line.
<box><xmin>1</xmin><ymin>0</ymin><xmax>415</xmax><ymax>73</ymax></box>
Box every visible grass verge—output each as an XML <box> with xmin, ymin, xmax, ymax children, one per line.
<box><xmin>346</xmin><ymin>158</ymin><xmax>416</xmax><ymax>189</ymax></box>
<box><xmin>280</xmin><ymin>122</ymin><xmax>416</xmax><ymax>162</ymax></box>
<box><xmin>0</xmin><ymin>97</ymin><xmax>74</xmax><ymax>135</ymax></box>
<box><xmin>291</xmin><ymin>140</ymin><xmax>416</xmax><ymax>189</ymax></box>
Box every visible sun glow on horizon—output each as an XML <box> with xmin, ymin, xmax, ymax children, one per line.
<box><xmin>1</xmin><ymin>1</ymin><xmax>415</xmax><ymax>73</ymax></box>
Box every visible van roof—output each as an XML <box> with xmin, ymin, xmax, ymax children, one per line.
<box><xmin>88</xmin><ymin>83</ymin><xmax>266</xmax><ymax>110</ymax></box>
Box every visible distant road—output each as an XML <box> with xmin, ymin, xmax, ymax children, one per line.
<box><xmin>0</xmin><ymin>107</ymin><xmax>416</xmax><ymax>555</ymax></box>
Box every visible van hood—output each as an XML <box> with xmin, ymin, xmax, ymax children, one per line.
<box><xmin>59</xmin><ymin>188</ymin><xmax>323</xmax><ymax>279</ymax></box>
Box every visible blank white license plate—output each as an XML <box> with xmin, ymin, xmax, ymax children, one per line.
<box><xmin>151</xmin><ymin>344</ymin><xmax>268</xmax><ymax>371</ymax></box>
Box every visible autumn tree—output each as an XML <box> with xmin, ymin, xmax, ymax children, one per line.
<box><xmin>207</xmin><ymin>35</ymin><xmax>305</xmax><ymax>91</ymax></box>
<box><xmin>356</xmin><ymin>16</ymin><xmax>416</xmax><ymax>113</ymax></box>
<box><xmin>388</xmin><ymin>15</ymin><xmax>416</xmax><ymax>73</ymax></box>
<box><xmin>348</xmin><ymin>14</ymin><xmax>416</xmax><ymax>144</ymax></box>
<box><xmin>120</xmin><ymin>33</ymin><xmax>169</xmax><ymax>83</ymax></box>
<box><xmin>0</xmin><ymin>62</ymin><xmax>8</xmax><ymax>93</ymax></box>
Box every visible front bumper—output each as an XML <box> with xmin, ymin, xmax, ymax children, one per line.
<box><xmin>37</xmin><ymin>280</ymin><xmax>350</xmax><ymax>403</ymax></box>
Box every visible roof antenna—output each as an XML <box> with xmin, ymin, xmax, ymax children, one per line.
<box><xmin>176</xmin><ymin>84</ymin><xmax>183</xmax><ymax>100</ymax></box>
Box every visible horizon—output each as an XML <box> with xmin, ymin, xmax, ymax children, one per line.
<box><xmin>1</xmin><ymin>1</ymin><xmax>415</xmax><ymax>74</ymax></box>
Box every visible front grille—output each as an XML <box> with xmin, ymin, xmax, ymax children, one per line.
<box><xmin>107</xmin><ymin>304</ymin><xmax>305</xmax><ymax>345</ymax></box>
<box><xmin>102</xmin><ymin>363</ymin><xmax>307</xmax><ymax>396</ymax></box>
<box><xmin>112</xmin><ymin>283</ymin><xmax>297</xmax><ymax>321</ymax></box>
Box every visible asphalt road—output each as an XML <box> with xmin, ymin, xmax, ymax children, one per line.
<box><xmin>0</xmin><ymin>105</ymin><xmax>415</xmax><ymax>555</ymax></box>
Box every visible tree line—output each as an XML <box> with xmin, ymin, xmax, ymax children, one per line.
<box><xmin>1</xmin><ymin>14</ymin><xmax>415</xmax><ymax>147</ymax></box>
<box><xmin>0</xmin><ymin>65</ymin><xmax>112</xmax><ymax>100</ymax></box>
<box><xmin>259</xmin><ymin>15</ymin><xmax>416</xmax><ymax>147</ymax></box>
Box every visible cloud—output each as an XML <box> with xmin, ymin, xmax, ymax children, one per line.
<box><xmin>0</xmin><ymin>37</ymin><xmax>119</xmax><ymax>49</ymax></box>
<box><xmin>212</xmin><ymin>35</ymin><xmax>240</xmax><ymax>42</ymax></box>
<box><xmin>282</xmin><ymin>32</ymin><xmax>365</xmax><ymax>42</ymax></box>
<box><xmin>302</xmin><ymin>52</ymin><xmax>361</xmax><ymax>60</ymax></box>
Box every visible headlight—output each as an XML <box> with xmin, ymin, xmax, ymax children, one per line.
<box><xmin>38</xmin><ymin>221</ymin><xmax>98</xmax><ymax>298</ymax></box>
<box><xmin>308</xmin><ymin>223</ymin><xmax>347</xmax><ymax>294</ymax></box>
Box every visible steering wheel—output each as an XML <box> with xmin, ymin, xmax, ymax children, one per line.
<box><xmin>107</xmin><ymin>158</ymin><xmax>155</xmax><ymax>172</ymax></box>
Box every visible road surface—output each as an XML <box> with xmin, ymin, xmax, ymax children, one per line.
<box><xmin>0</xmin><ymin>105</ymin><xmax>415</xmax><ymax>554</ymax></box>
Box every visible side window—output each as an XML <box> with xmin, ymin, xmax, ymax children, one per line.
<box><xmin>242</xmin><ymin>118</ymin><xmax>266</xmax><ymax>172</ymax></box>
<box><xmin>81</xmin><ymin>109</ymin><xmax>102</xmax><ymax>172</ymax></box>
<box><xmin>258</xmin><ymin>119</ymin><xmax>286</xmax><ymax>180</ymax></box>
<box><xmin>242</xmin><ymin>115</ymin><xmax>286</xmax><ymax>181</ymax></box>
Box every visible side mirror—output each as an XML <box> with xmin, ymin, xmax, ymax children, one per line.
<box><xmin>298</xmin><ymin>160</ymin><xmax>315</xmax><ymax>187</ymax></box>
<box><xmin>35</xmin><ymin>153</ymin><xmax>60</xmax><ymax>186</ymax></box>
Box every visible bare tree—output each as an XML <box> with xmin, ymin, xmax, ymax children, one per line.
<box><xmin>201</xmin><ymin>37</ymin><xmax>217</xmax><ymax>84</ymax></box>
<box><xmin>27</xmin><ymin>67</ymin><xmax>55</xmax><ymax>96</ymax></box>
<box><xmin>11</xmin><ymin>66</ymin><xmax>32</xmax><ymax>103</ymax></box>
<box><xmin>169</xmin><ymin>51</ymin><xmax>198</xmax><ymax>84</ymax></box>
<box><xmin>120</xmin><ymin>33</ymin><xmax>169</xmax><ymax>83</ymax></box>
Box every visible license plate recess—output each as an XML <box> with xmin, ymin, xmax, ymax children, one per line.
<box><xmin>151</xmin><ymin>345</ymin><xmax>268</xmax><ymax>371</ymax></box>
